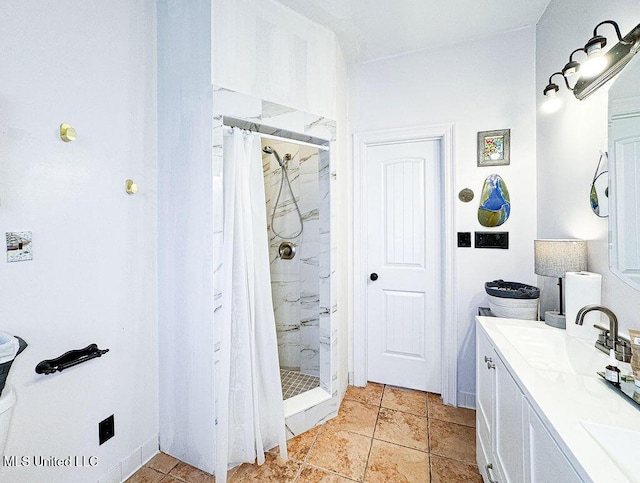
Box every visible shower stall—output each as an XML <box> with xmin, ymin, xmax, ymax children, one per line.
<box><xmin>157</xmin><ymin>23</ymin><xmax>340</xmax><ymax>476</ymax></box>
<box><xmin>211</xmin><ymin>90</ymin><xmax>338</xmax><ymax>443</ymax></box>
<box><xmin>158</xmin><ymin>87</ymin><xmax>339</xmax><ymax>477</ymax></box>
<box><xmin>261</xmin><ymin>139</ymin><xmax>321</xmax><ymax>400</ymax></box>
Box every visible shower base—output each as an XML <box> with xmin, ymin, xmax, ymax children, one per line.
<box><xmin>280</xmin><ymin>369</ymin><xmax>320</xmax><ymax>400</ymax></box>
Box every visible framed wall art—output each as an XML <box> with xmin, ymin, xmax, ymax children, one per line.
<box><xmin>478</xmin><ymin>129</ymin><xmax>510</xmax><ymax>166</ymax></box>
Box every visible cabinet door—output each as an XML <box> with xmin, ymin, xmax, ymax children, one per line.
<box><xmin>494</xmin><ymin>353</ymin><xmax>525</xmax><ymax>483</ymax></box>
<box><xmin>524</xmin><ymin>402</ymin><xmax>583</xmax><ymax>483</ymax></box>
<box><xmin>476</xmin><ymin>327</ymin><xmax>494</xmax><ymax>435</ymax></box>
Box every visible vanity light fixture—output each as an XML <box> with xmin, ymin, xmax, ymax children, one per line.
<box><xmin>542</xmin><ymin>72</ymin><xmax>563</xmax><ymax>112</ymax></box>
<box><xmin>543</xmin><ymin>72</ymin><xmax>562</xmax><ymax>97</ymax></box>
<box><xmin>543</xmin><ymin>20</ymin><xmax>640</xmax><ymax>102</ymax></box>
<box><xmin>581</xmin><ymin>21</ymin><xmax>622</xmax><ymax>78</ymax></box>
<box><xmin>561</xmin><ymin>48</ymin><xmax>585</xmax><ymax>86</ymax></box>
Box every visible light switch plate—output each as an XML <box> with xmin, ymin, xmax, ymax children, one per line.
<box><xmin>457</xmin><ymin>232</ymin><xmax>472</xmax><ymax>247</ymax></box>
<box><xmin>6</xmin><ymin>231</ymin><xmax>33</xmax><ymax>262</ymax></box>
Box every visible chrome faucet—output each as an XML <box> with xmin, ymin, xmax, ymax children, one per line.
<box><xmin>575</xmin><ymin>304</ymin><xmax>631</xmax><ymax>362</ymax></box>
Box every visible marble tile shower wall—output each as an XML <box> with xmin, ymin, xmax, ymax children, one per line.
<box><xmin>212</xmin><ymin>88</ymin><xmax>338</xmax><ymax>438</ymax></box>
<box><xmin>263</xmin><ymin>141</ymin><xmax>320</xmax><ymax>376</ymax></box>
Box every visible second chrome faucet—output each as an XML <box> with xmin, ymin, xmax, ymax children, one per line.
<box><xmin>575</xmin><ymin>304</ymin><xmax>632</xmax><ymax>362</ymax></box>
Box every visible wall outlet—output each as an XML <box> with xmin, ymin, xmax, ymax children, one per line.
<box><xmin>475</xmin><ymin>231</ymin><xmax>509</xmax><ymax>249</ymax></box>
<box><xmin>99</xmin><ymin>415</ymin><xmax>115</xmax><ymax>445</ymax></box>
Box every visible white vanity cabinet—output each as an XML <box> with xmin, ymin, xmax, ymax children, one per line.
<box><xmin>476</xmin><ymin>323</ymin><xmax>582</xmax><ymax>483</ymax></box>
<box><xmin>476</xmin><ymin>327</ymin><xmax>495</xmax><ymax>481</ymax></box>
<box><xmin>523</xmin><ymin>401</ymin><xmax>582</xmax><ymax>483</ymax></box>
<box><xmin>477</xmin><ymin>327</ymin><xmax>525</xmax><ymax>483</ymax></box>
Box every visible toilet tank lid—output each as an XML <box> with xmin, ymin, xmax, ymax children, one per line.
<box><xmin>0</xmin><ymin>385</ymin><xmax>16</xmax><ymax>413</ymax></box>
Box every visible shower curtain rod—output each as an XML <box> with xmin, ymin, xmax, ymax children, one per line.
<box><xmin>223</xmin><ymin>116</ymin><xmax>330</xmax><ymax>151</ymax></box>
<box><xmin>260</xmin><ymin>132</ymin><xmax>329</xmax><ymax>151</ymax></box>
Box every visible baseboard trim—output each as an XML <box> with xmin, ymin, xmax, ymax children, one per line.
<box><xmin>457</xmin><ymin>391</ymin><xmax>476</xmax><ymax>410</ymax></box>
<box><xmin>99</xmin><ymin>434</ymin><xmax>159</xmax><ymax>483</ymax></box>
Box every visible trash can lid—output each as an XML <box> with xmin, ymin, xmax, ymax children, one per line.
<box><xmin>485</xmin><ymin>280</ymin><xmax>540</xmax><ymax>299</ymax></box>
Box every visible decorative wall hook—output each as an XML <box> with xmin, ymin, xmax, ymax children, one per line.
<box><xmin>59</xmin><ymin>123</ymin><xmax>77</xmax><ymax>142</ymax></box>
<box><xmin>125</xmin><ymin>179</ymin><xmax>138</xmax><ymax>195</ymax></box>
<box><xmin>458</xmin><ymin>188</ymin><xmax>474</xmax><ymax>202</ymax></box>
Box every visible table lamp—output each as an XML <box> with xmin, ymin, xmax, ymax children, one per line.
<box><xmin>534</xmin><ymin>239</ymin><xmax>587</xmax><ymax>328</ymax></box>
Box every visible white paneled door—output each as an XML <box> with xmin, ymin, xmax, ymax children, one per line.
<box><xmin>366</xmin><ymin>140</ymin><xmax>442</xmax><ymax>392</ymax></box>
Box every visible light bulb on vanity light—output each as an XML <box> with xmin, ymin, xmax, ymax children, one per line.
<box><xmin>581</xmin><ymin>24</ymin><xmax>612</xmax><ymax>78</ymax></box>
<box><xmin>542</xmin><ymin>94</ymin><xmax>562</xmax><ymax>113</ymax></box>
<box><xmin>561</xmin><ymin>48</ymin><xmax>585</xmax><ymax>88</ymax></box>
<box><xmin>581</xmin><ymin>49</ymin><xmax>608</xmax><ymax>78</ymax></box>
<box><xmin>542</xmin><ymin>79</ymin><xmax>562</xmax><ymax>113</ymax></box>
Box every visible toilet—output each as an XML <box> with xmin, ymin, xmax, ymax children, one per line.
<box><xmin>0</xmin><ymin>384</ymin><xmax>16</xmax><ymax>456</ymax></box>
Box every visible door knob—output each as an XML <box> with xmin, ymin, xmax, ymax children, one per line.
<box><xmin>370</xmin><ymin>273</ymin><xmax>379</xmax><ymax>281</ymax></box>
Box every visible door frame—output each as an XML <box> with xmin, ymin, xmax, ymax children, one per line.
<box><xmin>352</xmin><ymin>124</ymin><xmax>457</xmax><ymax>405</ymax></box>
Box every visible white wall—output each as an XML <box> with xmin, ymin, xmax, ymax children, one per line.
<box><xmin>212</xmin><ymin>0</ymin><xmax>338</xmax><ymax>121</ymax></box>
<box><xmin>212</xmin><ymin>0</ymin><xmax>350</xmax><ymax>398</ymax></box>
<box><xmin>157</xmin><ymin>0</ymin><xmax>216</xmax><ymax>474</ymax></box>
<box><xmin>349</xmin><ymin>27</ymin><xmax>538</xmax><ymax>406</ymax></box>
<box><xmin>0</xmin><ymin>2</ymin><xmax>158</xmax><ymax>482</ymax></box>
<box><xmin>335</xmin><ymin>42</ymin><xmax>350</xmax><ymax>399</ymax></box>
<box><xmin>536</xmin><ymin>0</ymin><xmax>640</xmax><ymax>331</ymax></box>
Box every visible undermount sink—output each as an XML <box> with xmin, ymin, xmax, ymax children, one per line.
<box><xmin>581</xmin><ymin>421</ymin><xmax>640</xmax><ymax>482</ymax></box>
<box><xmin>495</xmin><ymin>325</ymin><xmax>605</xmax><ymax>377</ymax></box>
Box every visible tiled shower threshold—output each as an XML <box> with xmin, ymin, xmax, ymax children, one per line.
<box><xmin>284</xmin><ymin>387</ymin><xmax>331</xmax><ymax>418</ymax></box>
<box><xmin>280</xmin><ymin>369</ymin><xmax>330</xmax><ymax>419</ymax></box>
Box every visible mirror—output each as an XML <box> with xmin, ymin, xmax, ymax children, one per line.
<box><xmin>589</xmin><ymin>152</ymin><xmax>608</xmax><ymax>218</ymax></box>
<box><xmin>608</xmin><ymin>53</ymin><xmax>640</xmax><ymax>289</ymax></box>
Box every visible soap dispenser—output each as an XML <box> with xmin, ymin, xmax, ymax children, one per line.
<box><xmin>605</xmin><ymin>349</ymin><xmax>621</xmax><ymax>386</ymax></box>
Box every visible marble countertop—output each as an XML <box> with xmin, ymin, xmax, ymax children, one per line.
<box><xmin>478</xmin><ymin>316</ymin><xmax>640</xmax><ymax>483</ymax></box>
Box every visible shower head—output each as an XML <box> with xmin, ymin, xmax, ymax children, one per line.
<box><xmin>263</xmin><ymin>145</ymin><xmax>285</xmax><ymax>167</ymax></box>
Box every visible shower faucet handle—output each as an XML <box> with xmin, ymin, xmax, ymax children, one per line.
<box><xmin>278</xmin><ymin>242</ymin><xmax>296</xmax><ymax>260</ymax></box>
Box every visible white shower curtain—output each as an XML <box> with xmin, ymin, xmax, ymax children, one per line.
<box><xmin>216</xmin><ymin>128</ymin><xmax>287</xmax><ymax>482</ymax></box>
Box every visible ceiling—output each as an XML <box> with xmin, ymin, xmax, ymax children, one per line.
<box><xmin>275</xmin><ymin>0</ymin><xmax>551</xmax><ymax>64</ymax></box>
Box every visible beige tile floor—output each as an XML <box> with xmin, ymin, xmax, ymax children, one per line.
<box><xmin>127</xmin><ymin>384</ymin><xmax>481</xmax><ymax>483</ymax></box>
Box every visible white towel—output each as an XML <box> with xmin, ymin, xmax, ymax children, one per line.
<box><xmin>0</xmin><ymin>332</ymin><xmax>19</xmax><ymax>365</ymax></box>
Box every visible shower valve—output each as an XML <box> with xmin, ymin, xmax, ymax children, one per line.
<box><xmin>279</xmin><ymin>242</ymin><xmax>296</xmax><ymax>260</ymax></box>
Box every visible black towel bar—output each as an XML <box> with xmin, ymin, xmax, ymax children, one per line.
<box><xmin>35</xmin><ymin>344</ymin><xmax>109</xmax><ymax>375</ymax></box>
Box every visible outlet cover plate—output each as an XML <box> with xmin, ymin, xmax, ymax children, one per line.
<box><xmin>475</xmin><ymin>231</ymin><xmax>509</xmax><ymax>249</ymax></box>
<box><xmin>99</xmin><ymin>415</ymin><xmax>115</xmax><ymax>445</ymax></box>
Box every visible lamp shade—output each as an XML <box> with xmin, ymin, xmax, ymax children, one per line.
<box><xmin>534</xmin><ymin>239</ymin><xmax>587</xmax><ymax>277</ymax></box>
